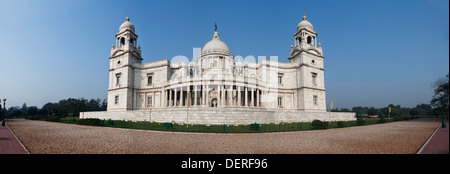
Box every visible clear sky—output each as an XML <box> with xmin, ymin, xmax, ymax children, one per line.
<box><xmin>0</xmin><ymin>0</ymin><xmax>448</xmax><ymax>109</ymax></box>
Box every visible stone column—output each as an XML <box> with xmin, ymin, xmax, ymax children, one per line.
<box><xmin>162</xmin><ymin>89</ymin><xmax>165</xmax><ymax>108</ymax></box>
<box><xmin>206</xmin><ymin>84</ymin><xmax>209</xmax><ymax>107</ymax></box>
<box><xmin>174</xmin><ymin>87</ymin><xmax>178</xmax><ymax>107</ymax></box>
<box><xmin>314</xmin><ymin>37</ymin><xmax>317</xmax><ymax>47</ymax></box>
<box><xmin>251</xmin><ymin>87</ymin><xmax>254</xmax><ymax>107</ymax></box>
<box><xmin>194</xmin><ymin>85</ymin><xmax>197</xmax><ymax>106</ymax></box>
<box><xmin>233</xmin><ymin>88</ymin><xmax>236</xmax><ymax>106</ymax></box>
<box><xmin>152</xmin><ymin>91</ymin><xmax>156</xmax><ymax>108</ymax></box>
<box><xmin>256</xmin><ymin>89</ymin><xmax>259</xmax><ymax>107</ymax></box>
<box><xmin>169</xmin><ymin>89</ymin><xmax>172</xmax><ymax>107</ymax></box>
<box><xmin>218</xmin><ymin>85</ymin><xmax>222</xmax><ymax>107</ymax></box>
<box><xmin>237</xmin><ymin>86</ymin><xmax>241</xmax><ymax>106</ymax></box>
<box><xmin>228</xmin><ymin>85</ymin><xmax>232</xmax><ymax>106</ymax></box>
<box><xmin>245</xmin><ymin>87</ymin><xmax>248</xmax><ymax>107</ymax></box>
<box><xmin>221</xmin><ymin>85</ymin><xmax>224</xmax><ymax>106</ymax></box>
<box><xmin>202</xmin><ymin>85</ymin><xmax>205</xmax><ymax>106</ymax></box>
<box><xmin>180</xmin><ymin>86</ymin><xmax>184</xmax><ymax>107</ymax></box>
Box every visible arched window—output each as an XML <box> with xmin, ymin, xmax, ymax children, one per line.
<box><xmin>307</xmin><ymin>36</ymin><xmax>312</xmax><ymax>45</ymax></box>
<box><xmin>120</xmin><ymin>37</ymin><xmax>125</xmax><ymax>47</ymax></box>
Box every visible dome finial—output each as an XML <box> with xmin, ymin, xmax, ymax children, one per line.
<box><xmin>126</xmin><ymin>13</ymin><xmax>129</xmax><ymax>21</ymax></box>
<box><xmin>303</xmin><ymin>14</ymin><xmax>307</xmax><ymax>21</ymax></box>
<box><xmin>214</xmin><ymin>23</ymin><xmax>217</xmax><ymax>31</ymax></box>
<box><xmin>213</xmin><ymin>30</ymin><xmax>220</xmax><ymax>40</ymax></box>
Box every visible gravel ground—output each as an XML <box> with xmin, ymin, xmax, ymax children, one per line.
<box><xmin>6</xmin><ymin>118</ymin><xmax>440</xmax><ymax>154</ymax></box>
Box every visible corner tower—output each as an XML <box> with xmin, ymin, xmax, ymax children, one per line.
<box><xmin>107</xmin><ymin>16</ymin><xmax>143</xmax><ymax>111</ymax></box>
<box><xmin>290</xmin><ymin>15</ymin><xmax>326</xmax><ymax>112</ymax></box>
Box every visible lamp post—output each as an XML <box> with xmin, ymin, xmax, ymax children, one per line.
<box><xmin>438</xmin><ymin>92</ymin><xmax>446</xmax><ymax>128</ymax></box>
<box><xmin>2</xmin><ymin>98</ymin><xmax>6</xmax><ymax>126</ymax></box>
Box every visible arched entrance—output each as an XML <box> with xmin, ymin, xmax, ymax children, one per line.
<box><xmin>209</xmin><ymin>89</ymin><xmax>219</xmax><ymax>107</ymax></box>
<box><xmin>211</xmin><ymin>98</ymin><xmax>218</xmax><ymax>107</ymax></box>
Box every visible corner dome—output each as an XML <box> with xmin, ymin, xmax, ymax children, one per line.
<box><xmin>297</xmin><ymin>15</ymin><xmax>314</xmax><ymax>31</ymax></box>
<box><xmin>119</xmin><ymin>16</ymin><xmax>135</xmax><ymax>33</ymax></box>
<box><xmin>201</xmin><ymin>31</ymin><xmax>231</xmax><ymax>55</ymax></box>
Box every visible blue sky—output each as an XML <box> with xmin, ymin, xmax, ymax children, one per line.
<box><xmin>0</xmin><ymin>0</ymin><xmax>448</xmax><ymax>109</ymax></box>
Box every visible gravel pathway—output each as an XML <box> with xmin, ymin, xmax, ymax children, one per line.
<box><xmin>6</xmin><ymin>118</ymin><xmax>440</xmax><ymax>154</ymax></box>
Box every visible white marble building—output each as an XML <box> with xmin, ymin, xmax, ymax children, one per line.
<box><xmin>80</xmin><ymin>15</ymin><xmax>355</xmax><ymax>124</ymax></box>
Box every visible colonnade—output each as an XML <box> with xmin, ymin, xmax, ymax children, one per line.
<box><xmin>162</xmin><ymin>84</ymin><xmax>266</xmax><ymax>108</ymax></box>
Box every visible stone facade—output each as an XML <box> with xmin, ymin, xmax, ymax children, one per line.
<box><xmin>81</xmin><ymin>109</ymin><xmax>356</xmax><ymax>125</ymax></box>
<box><xmin>81</xmin><ymin>15</ymin><xmax>356</xmax><ymax>124</ymax></box>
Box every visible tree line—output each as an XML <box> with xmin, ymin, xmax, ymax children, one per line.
<box><xmin>331</xmin><ymin>103</ymin><xmax>436</xmax><ymax>118</ymax></box>
<box><xmin>3</xmin><ymin>98</ymin><xmax>106</xmax><ymax>118</ymax></box>
<box><xmin>332</xmin><ymin>74</ymin><xmax>449</xmax><ymax>118</ymax></box>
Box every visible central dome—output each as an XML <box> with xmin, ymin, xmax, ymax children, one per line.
<box><xmin>202</xmin><ymin>31</ymin><xmax>230</xmax><ymax>55</ymax></box>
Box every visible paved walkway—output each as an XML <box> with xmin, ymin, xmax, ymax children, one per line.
<box><xmin>0</xmin><ymin>123</ymin><xmax>29</xmax><ymax>154</ymax></box>
<box><xmin>6</xmin><ymin>118</ymin><xmax>442</xmax><ymax>154</ymax></box>
<box><xmin>419</xmin><ymin>121</ymin><xmax>449</xmax><ymax>154</ymax></box>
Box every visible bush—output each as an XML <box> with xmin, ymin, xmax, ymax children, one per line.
<box><xmin>337</xmin><ymin>121</ymin><xmax>346</xmax><ymax>128</ymax></box>
<box><xmin>46</xmin><ymin>116</ymin><xmax>60</xmax><ymax>122</ymax></box>
<box><xmin>107</xmin><ymin>119</ymin><xmax>114</xmax><ymax>125</ymax></box>
<box><xmin>394</xmin><ymin>116</ymin><xmax>403</xmax><ymax>121</ymax></box>
<box><xmin>79</xmin><ymin>118</ymin><xmax>101</xmax><ymax>126</ymax></box>
<box><xmin>25</xmin><ymin>116</ymin><xmax>40</xmax><ymax>120</ymax></box>
<box><xmin>250</xmin><ymin>123</ymin><xmax>260</xmax><ymax>131</ymax></box>
<box><xmin>311</xmin><ymin>120</ymin><xmax>329</xmax><ymax>129</ymax></box>
<box><xmin>356</xmin><ymin>118</ymin><xmax>365</xmax><ymax>126</ymax></box>
<box><xmin>378</xmin><ymin>117</ymin><xmax>386</xmax><ymax>123</ymax></box>
<box><xmin>163</xmin><ymin>122</ymin><xmax>173</xmax><ymax>128</ymax></box>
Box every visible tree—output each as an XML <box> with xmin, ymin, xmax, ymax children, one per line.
<box><xmin>12</xmin><ymin>110</ymin><xmax>22</xmax><ymax>118</ymax></box>
<box><xmin>27</xmin><ymin>106</ymin><xmax>39</xmax><ymax>116</ymax></box>
<box><xmin>352</xmin><ymin>106</ymin><xmax>369</xmax><ymax>117</ymax></box>
<box><xmin>431</xmin><ymin>74</ymin><xmax>449</xmax><ymax>117</ymax></box>
<box><xmin>20</xmin><ymin>103</ymin><xmax>28</xmax><ymax>117</ymax></box>
<box><xmin>101</xmin><ymin>99</ymin><xmax>107</xmax><ymax>111</ymax></box>
<box><xmin>367</xmin><ymin>107</ymin><xmax>379</xmax><ymax>116</ymax></box>
<box><xmin>42</xmin><ymin>102</ymin><xmax>59</xmax><ymax>116</ymax></box>
<box><xmin>416</xmin><ymin>103</ymin><xmax>432</xmax><ymax>116</ymax></box>
<box><xmin>410</xmin><ymin>109</ymin><xmax>419</xmax><ymax>116</ymax></box>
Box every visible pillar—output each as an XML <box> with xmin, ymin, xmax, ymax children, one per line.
<box><xmin>251</xmin><ymin>87</ymin><xmax>254</xmax><ymax>107</ymax></box>
<box><xmin>245</xmin><ymin>87</ymin><xmax>248</xmax><ymax>107</ymax></box>
<box><xmin>194</xmin><ymin>85</ymin><xmax>197</xmax><ymax>106</ymax></box>
<box><xmin>174</xmin><ymin>87</ymin><xmax>178</xmax><ymax>107</ymax></box>
<box><xmin>228</xmin><ymin>85</ymin><xmax>232</xmax><ymax>106</ymax></box>
<box><xmin>202</xmin><ymin>85</ymin><xmax>206</xmax><ymax>106</ymax></box>
<box><xmin>180</xmin><ymin>86</ymin><xmax>184</xmax><ymax>106</ymax></box>
<box><xmin>162</xmin><ymin>89</ymin><xmax>165</xmax><ymax>108</ymax></box>
<box><xmin>256</xmin><ymin>89</ymin><xmax>259</xmax><ymax>107</ymax></box>
<box><xmin>221</xmin><ymin>85</ymin><xmax>225</xmax><ymax>107</ymax></box>
<box><xmin>152</xmin><ymin>91</ymin><xmax>155</xmax><ymax>108</ymax></box>
<box><xmin>169</xmin><ymin>89</ymin><xmax>172</xmax><ymax>107</ymax></box>
<box><xmin>206</xmin><ymin>84</ymin><xmax>209</xmax><ymax>107</ymax></box>
<box><xmin>237</xmin><ymin>86</ymin><xmax>241</xmax><ymax>106</ymax></box>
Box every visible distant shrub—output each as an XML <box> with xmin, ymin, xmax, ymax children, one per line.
<box><xmin>356</xmin><ymin>118</ymin><xmax>365</xmax><ymax>126</ymax></box>
<box><xmin>336</xmin><ymin>121</ymin><xmax>346</xmax><ymax>128</ymax></box>
<box><xmin>79</xmin><ymin>118</ymin><xmax>101</xmax><ymax>126</ymax></box>
<box><xmin>46</xmin><ymin>116</ymin><xmax>60</xmax><ymax>122</ymax></box>
<box><xmin>378</xmin><ymin>117</ymin><xmax>386</xmax><ymax>123</ymax></box>
<box><xmin>25</xmin><ymin>116</ymin><xmax>40</xmax><ymax>120</ymax></box>
<box><xmin>312</xmin><ymin>120</ymin><xmax>329</xmax><ymax>129</ymax></box>
<box><xmin>107</xmin><ymin>119</ymin><xmax>114</xmax><ymax>125</ymax></box>
<box><xmin>250</xmin><ymin>123</ymin><xmax>260</xmax><ymax>131</ymax></box>
<box><xmin>394</xmin><ymin>116</ymin><xmax>404</xmax><ymax>121</ymax></box>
